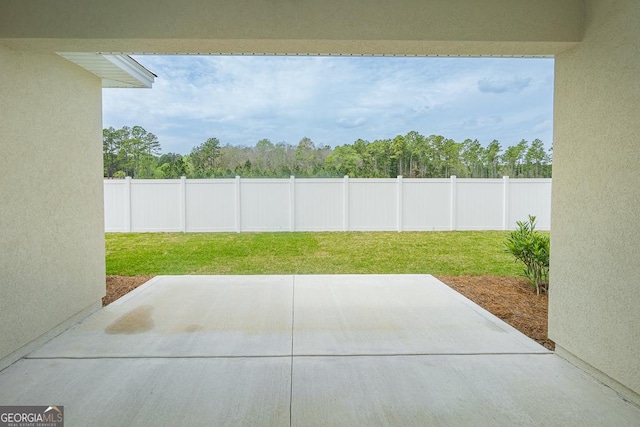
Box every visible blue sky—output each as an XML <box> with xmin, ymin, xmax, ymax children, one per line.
<box><xmin>102</xmin><ymin>55</ymin><xmax>554</xmax><ymax>155</ymax></box>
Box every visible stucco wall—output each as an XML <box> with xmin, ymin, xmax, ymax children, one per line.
<box><xmin>550</xmin><ymin>0</ymin><xmax>640</xmax><ymax>402</ymax></box>
<box><xmin>0</xmin><ymin>0</ymin><xmax>581</xmax><ymax>55</ymax></box>
<box><xmin>1</xmin><ymin>0</ymin><xmax>583</xmax><ymax>41</ymax></box>
<box><xmin>0</xmin><ymin>46</ymin><xmax>105</xmax><ymax>366</ymax></box>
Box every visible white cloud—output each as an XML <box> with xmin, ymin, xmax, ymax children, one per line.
<box><xmin>336</xmin><ymin>115</ymin><xmax>368</xmax><ymax>129</ymax></box>
<box><xmin>477</xmin><ymin>76</ymin><xmax>532</xmax><ymax>93</ymax></box>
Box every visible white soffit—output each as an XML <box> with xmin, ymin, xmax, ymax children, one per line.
<box><xmin>57</xmin><ymin>52</ymin><xmax>156</xmax><ymax>88</ymax></box>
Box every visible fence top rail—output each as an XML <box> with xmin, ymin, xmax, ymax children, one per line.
<box><xmin>103</xmin><ymin>176</ymin><xmax>553</xmax><ymax>183</ymax></box>
<box><xmin>185</xmin><ymin>179</ymin><xmax>237</xmax><ymax>184</ymax></box>
<box><xmin>455</xmin><ymin>178</ymin><xmax>506</xmax><ymax>183</ymax></box>
<box><xmin>402</xmin><ymin>178</ymin><xmax>452</xmax><ymax>183</ymax></box>
<box><xmin>239</xmin><ymin>179</ymin><xmax>292</xmax><ymax>184</ymax></box>
<box><xmin>294</xmin><ymin>178</ymin><xmax>345</xmax><ymax>183</ymax></box>
<box><xmin>505</xmin><ymin>179</ymin><xmax>553</xmax><ymax>183</ymax></box>
<box><xmin>129</xmin><ymin>180</ymin><xmax>182</xmax><ymax>184</ymax></box>
<box><xmin>348</xmin><ymin>178</ymin><xmax>398</xmax><ymax>183</ymax></box>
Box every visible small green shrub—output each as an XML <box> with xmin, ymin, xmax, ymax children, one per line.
<box><xmin>505</xmin><ymin>215</ymin><xmax>549</xmax><ymax>295</ymax></box>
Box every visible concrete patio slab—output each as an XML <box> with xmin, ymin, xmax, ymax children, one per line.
<box><xmin>293</xmin><ymin>274</ymin><xmax>546</xmax><ymax>355</ymax></box>
<box><xmin>29</xmin><ymin>275</ymin><xmax>294</xmax><ymax>358</ymax></box>
<box><xmin>2</xmin><ymin>274</ymin><xmax>639</xmax><ymax>426</ymax></box>
<box><xmin>0</xmin><ymin>357</ymin><xmax>290</xmax><ymax>427</ymax></box>
<box><xmin>292</xmin><ymin>354</ymin><xmax>640</xmax><ymax>426</ymax></box>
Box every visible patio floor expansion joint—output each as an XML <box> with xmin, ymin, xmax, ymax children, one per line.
<box><xmin>289</xmin><ymin>276</ymin><xmax>296</xmax><ymax>427</ymax></box>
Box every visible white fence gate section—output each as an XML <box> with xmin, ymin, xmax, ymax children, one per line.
<box><xmin>104</xmin><ymin>176</ymin><xmax>551</xmax><ymax>232</ymax></box>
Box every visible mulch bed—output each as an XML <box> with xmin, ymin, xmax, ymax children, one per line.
<box><xmin>103</xmin><ymin>275</ymin><xmax>155</xmax><ymax>306</ymax></box>
<box><xmin>104</xmin><ymin>274</ymin><xmax>554</xmax><ymax>350</ymax></box>
<box><xmin>437</xmin><ymin>275</ymin><xmax>554</xmax><ymax>350</ymax></box>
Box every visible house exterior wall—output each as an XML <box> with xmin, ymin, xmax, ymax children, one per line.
<box><xmin>550</xmin><ymin>0</ymin><xmax>640</xmax><ymax>403</ymax></box>
<box><xmin>0</xmin><ymin>47</ymin><xmax>105</xmax><ymax>368</ymax></box>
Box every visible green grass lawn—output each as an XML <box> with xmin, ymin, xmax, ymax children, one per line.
<box><xmin>106</xmin><ymin>231</ymin><xmax>527</xmax><ymax>276</ymax></box>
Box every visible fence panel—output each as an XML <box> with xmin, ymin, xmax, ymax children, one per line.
<box><xmin>130</xmin><ymin>180</ymin><xmax>182</xmax><ymax>232</ymax></box>
<box><xmin>240</xmin><ymin>179</ymin><xmax>290</xmax><ymax>232</ymax></box>
<box><xmin>508</xmin><ymin>179</ymin><xmax>552</xmax><ymax>229</ymax></box>
<box><xmin>402</xmin><ymin>179</ymin><xmax>452</xmax><ymax>231</ymax></box>
<box><xmin>456</xmin><ymin>179</ymin><xmax>504</xmax><ymax>230</ymax></box>
<box><xmin>294</xmin><ymin>179</ymin><xmax>344</xmax><ymax>231</ymax></box>
<box><xmin>185</xmin><ymin>179</ymin><xmax>236</xmax><ymax>232</ymax></box>
<box><xmin>105</xmin><ymin>177</ymin><xmax>552</xmax><ymax>233</ymax></box>
<box><xmin>348</xmin><ymin>179</ymin><xmax>397</xmax><ymax>231</ymax></box>
<box><xmin>104</xmin><ymin>180</ymin><xmax>128</xmax><ymax>232</ymax></box>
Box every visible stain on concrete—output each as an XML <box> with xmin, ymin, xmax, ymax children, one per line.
<box><xmin>105</xmin><ymin>305</ymin><xmax>155</xmax><ymax>334</ymax></box>
<box><xmin>181</xmin><ymin>324</ymin><xmax>204</xmax><ymax>333</ymax></box>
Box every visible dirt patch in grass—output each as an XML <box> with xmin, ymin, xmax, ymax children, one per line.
<box><xmin>104</xmin><ymin>274</ymin><xmax>553</xmax><ymax>350</ymax></box>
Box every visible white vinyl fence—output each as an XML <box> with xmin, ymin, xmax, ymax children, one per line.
<box><xmin>104</xmin><ymin>176</ymin><xmax>551</xmax><ymax>232</ymax></box>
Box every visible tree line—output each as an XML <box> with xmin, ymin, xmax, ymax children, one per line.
<box><xmin>103</xmin><ymin>126</ymin><xmax>552</xmax><ymax>179</ymax></box>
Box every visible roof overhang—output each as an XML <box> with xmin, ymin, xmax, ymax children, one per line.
<box><xmin>57</xmin><ymin>52</ymin><xmax>156</xmax><ymax>88</ymax></box>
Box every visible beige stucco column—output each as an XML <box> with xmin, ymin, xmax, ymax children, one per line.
<box><xmin>0</xmin><ymin>46</ymin><xmax>106</xmax><ymax>368</ymax></box>
<box><xmin>550</xmin><ymin>0</ymin><xmax>640</xmax><ymax>404</ymax></box>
